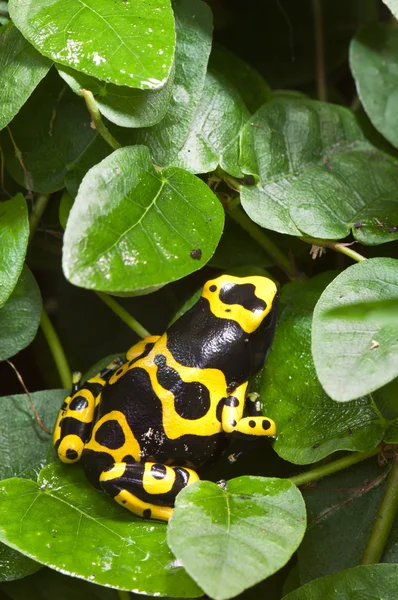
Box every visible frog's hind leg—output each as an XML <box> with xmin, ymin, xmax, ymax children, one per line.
<box><xmin>54</xmin><ymin>360</ymin><xmax>123</xmax><ymax>464</ymax></box>
<box><xmin>99</xmin><ymin>461</ymin><xmax>199</xmax><ymax>521</ymax></box>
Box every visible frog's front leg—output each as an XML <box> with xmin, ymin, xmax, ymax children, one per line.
<box><xmin>54</xmin><ymin>360</ymin><xmax>123</xmax><ymax>463</ymax></box>
<box><xmin>222</xmin><ymin>382</ymin><xmax>276</xmax><ymax>438</ymax></box>
<box><xmin>99</xmin><ymin>461</ymin><xmax>199</xmax><ymax>521</ymax></box>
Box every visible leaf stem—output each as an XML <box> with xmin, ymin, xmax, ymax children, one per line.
<box><xmin>40</xmin><ymin>308</ymin><xmax>72</xmax><ymax>389</ymax></box>
<box><xmin>301</xmin><ymin>236</ymin><xmax>367</xmax><ymax>263</ymax></box>
<box><xmin>29</xmin><ymin>193</ymin><xmax>51</xmax><ymax>240</ymax></box>
<box><xmin>312</xmin><ymin>0</ymin><xmax>327</xmax><ymax>102</ymax></box>
<box><xmin>289</xmin><ymin>446</ymin><xmax>382</xmax><ymax>487</ymax></box>
<box><xmin>95</xmin><ymin>292</ymin><xmax>151</xmax><ymax>339</ymax></box>
<box><xmin>81</xmin><ymin>89</ymin><xmax>121</xmax><ymax>151</ymax></box>
<box><xmin>228</xmin><ymin>206</ymin><xmax>297</xmax><ymax>280</ymax></box>
<box><xmin>360</xmin><ymin>457</ymin><xmax>398</xmax><ymax>565</ymax></box>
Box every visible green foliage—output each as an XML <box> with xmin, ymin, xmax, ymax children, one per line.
<box><xmin>1</xmin><ymin>1</ymin><xmax>398</xmax><ymax>599</ymax></box>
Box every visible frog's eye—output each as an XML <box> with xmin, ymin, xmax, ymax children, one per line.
<box><xmin>219</xmin><ymin>282</ymin><xmax>267</xmax><ymax>314</ymax></box>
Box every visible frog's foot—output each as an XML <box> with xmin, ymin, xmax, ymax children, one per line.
<box><xmin>99</xmin><ymin>461</ymin><xmax>200</xmax><ymax>521</ymax></box>
<box><xmin>221</xmin><ymin>382</ymin><xmax>276</xmax><ymax>438</ymax></box>
<box><xmin>229</xmin><ymin>415</ymin><xmax>276</xmax><ymax>438</ymax></box>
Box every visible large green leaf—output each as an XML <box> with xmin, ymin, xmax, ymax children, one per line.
<box><xmin>173</xmin><ymin>70</ymin><xmax>249</xmax><ymax>177</ymax></box>
<box><xmin>0</xmin><ymin>23</ymin><xmax>51</xmax><ymax>132</ymax></box>
<box><xmin>239</xmin><ymin>98</ymin><xmax>398</xmax><ymax>244</ymax></box>
<box><xmin>0</xmin><ymin>265</ymin><xmax>42</xmax><ymax>361</ymax></box>
<box><xmin>259</xmin><ymin>273</ymin><xmax>384</xmax><ymax>464</ymax></box>
<box><xmin>1</xmin><ymin>567</ymin><xmax>115</xmax><ymax>599</ymax></box>
<box><xmin>0</xmin><ymin>463</ymin><xmax>202</xmax><ymax>597</ymax></box>
<box><xmin>284</xmin><ymin>565</ymin><xmax>398</xmax><ymax>599</ymax></box>
<box><xmin>0</xmin><ymin>545</ymin><xmax>41</xmax><ymax>583</ymax></box>
<box><xmin>0</xmin><ymin>194</ymin><xmax>29</xmax><ymax>308</ymax></box>
<box><xmin>209</xmin><ymin>43</ymin><xmax>271</xmax><ymax>113</ymax></box>
<box><xmin>62</xmin><ymin>145</ymin><xmax>224</xmax><ymax>294</ymax></box>
<box><xmin>1</xmin><ymin>71</ymin><xmax>107</xmax><ymax>194</ymax></box>
<box><xmin>8</xmin><ymin>0</ymin><xmax>175</xmax><ymax>90</ymax></box>
<box><xmin>312</xmin><ymin>258</ymin><xmax>398</xmax><ymax>401</ymax></box>
<box><xmin>168</xmin><ymin>477</ymin><xmax>306</xmax><ymax>600</ymax></box>
<box><xmin>0</xmin><ymin>389</ymin><xmax>65</xmax><ymax>481</ymax></box>
<box><xmin>351</xmin><ymin>23</ymin><xmax>398</xmax><ymax>151</ymax></box>
<box><xmin>115</xmin><ymin>0</ymin><xmax>213</xmax><ymax>167</ymax></box>
<box><xmin>57</xmin><ymin>62</ymin><xmax>175</xmax><ymax>128</ymax></box>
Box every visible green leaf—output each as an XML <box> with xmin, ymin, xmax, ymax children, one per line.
<box><xmin>260</xmin><ymin>273</ymin><xmax>384</xmax><ymax>464</ymax></box>
<box><xmin>1</xmin><ymin>567</ymin><xmax>116</xmax><ymax>599</ymax></box>
<box><xmin>0</xmin><ymin>265</ymin><xmax>42</xmax><ymax>361</ymax></box>
<box><xmin>57</xmin><ymin>62</ymin><xmax>175</xmax><ymax>128</ymax></box>
<box><xmin>62</xmin><ymin>145</ymin><xmax>224</xmax><ymax>294</ymax></box>
<box><xmin>209</xmin><ymin>215</ymin><xmax>273</xmax><ymax>270</ymax></box>
<box><xmin>351</xmin><ymin>23</ymin><xmax>398</xmax><ymax>150</ymax></box>
<box><xmin>8</xmin><ymin>0</ymin><xmax>175</xmax><ymax>90</ymax></box>
<box><xmin>58</xmin><ymin>191</ymin><xmax>74</xmax><ymax>230</ymax></box>
<box><xmin>0</xmin><ymin>545</ymin><xmax>41</xmax><ymax>583</ymax></box>
<box><xmin>312</xmin><ymin>258</ymin><xmax>398</xmax><ymax>401</ymax></box>
<box><xmin>240</xmin><ymin>98</ymin><xmax>398</xmax><ymax>244</ymax></box>
<box><xmin>0</xmin><ymin>23</ymin><xmax>51</xmax><ymax>132</ymax></box>
<box><xmin>0</xmin><ymin>389</ymin><xmax>65</xmax><ymax>481</ymax></box>
<box><xmin>173</xmin><ymin>70</ymin><xmax>249</xmax><ymax>177</ymax></box>
<box><xmin>209</xmin><ymin>43</ymin><xmax>271</xmax><ymax>113</ymax></box>
<box><xmin>382</xmin><ymin>0</ymin><xmax>398</xmax><ymax>18</ymax></box>
<box><xmin>0</xmin><ymin>463</ymin><xmax>202</xmax><ymax>597</ymax></box>
<box><xmin>0</xmin><ymin>193</ymin><xmax>29</xmax><ymax>308</ymax></box>
<box><xmin>168</xmin><ymin>477</ymin><xmax>306</xmax><ymax>600</ymax></box>
<box><xmin>114</xmin><ymin>0</ymin><xmax>213</xmax><ymax>167</ymax></box>
<box><xmin>1</xmin><ymin>71</ymin><xmax>108</xmax><ymax>194</ymax></box>
<box><xmin>284</xmin><ymin>565</ymin><xmax>398</xmax><ymax>599</ymax></box>
<box><xmin>326</xmin><ymin>298</ymin><xmax>398</xmax><ymax>324</ymax></box>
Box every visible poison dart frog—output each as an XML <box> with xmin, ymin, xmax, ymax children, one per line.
<box><xmin>53</xmin><ymin>275</ymin><xmax>278</xmax><ymax>521</ymax></box>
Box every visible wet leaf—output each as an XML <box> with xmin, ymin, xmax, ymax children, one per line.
<box><xmin>0</xmin><ymin>194</ymin><xmax>29</xmax><ymax>308</ymax></box>
<box><xmin>0</xmin><ymin>463</ymin><xmax>202</xmax><ymax>597</ymax></box>
<box><xmin>62</xmin><ymin>145</ymin><xmax>224</xmax><ymax>294</ymax></box>
<box><xmin>312</xmin><ymin>258</ymin><xmax>398</xmax><ymax>401</ymax></box>
<box><xmin>0</xmin><ymin>266</ymin><xmax>42</xmax><ymax>361</ymax></box>
<box><xmin>0</xmin><ymin>23</ymin><xmax>51</xmax><ymax>131</ymax></box>
<box><xmin>240</xmin><ymin>98</ymin><xmax>398</xmax><ymax>244</ymax></box>
<box><xmin>260</xmin><ymin>273</ymin><xmax>384</xmax><ymax>464</ymax></box>
<box><xmin>168</xmin><ymin>477</ymin><xmax>306</xmax><ymax>600</ymax></box>
<box><xmin>8</xmin><ymin>0</ymin><xmax>175</xmax><ymax>90</ymax></box>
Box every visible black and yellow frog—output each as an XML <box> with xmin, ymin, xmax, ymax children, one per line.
<box><xmin>53</xmin><ymin>274</ymin><xmax>278</xmax><ymax>521</ymax></box>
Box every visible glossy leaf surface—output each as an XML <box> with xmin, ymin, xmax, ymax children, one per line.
<box><xmin>116</xmin><ymin>0</ymin><xmax>212</xmax><ymax>167</ymax></box>
<box><xmin>174</xmin><ymin>70</ymin><xmax>249</xmax><ymax>176</ymax></box>
<box><xmin>0</xmin><ymin>194</ymin><xmax>29</xmax><ymax>308</ymax></box>
<box><xmin>240</xmin><ymin>99</ymin><xmax>398</xmax><ymax>244</ymax></box>
<box><xmin>63</xmin><ymin>146</ymin><xmax>224</xmax><ymax>294</ymax></box>
<box><xmin>284</xmin><ymin>564</ymin><xmax>398</xmax><ymax>599</ymax></box>
<box><xmin>0</xmin><ymin>23</ymin><xmax>51</xmax><ymax>131</ymax></box>
<box><xmin>312</xmin><ymin>258</ymin><xmax>398</xmax><ymax>401</ymax></box>
<box><xmin>1</xmin><ymin>72</ymin><xmax>106</xmax><ymax>193</ymax></box>
<box><xmin>351</xmin><ymin>23</ymin><xmax>398</xmax><ymax>150</ymax></box>
<box><xmin>0</xmin><ymin>463</ymin><xmax>202</xmax><ymax>597</ymax></box>
<box><xmin>8</xmin><ymin>0</ymin><xmax>175</xmax><ymax>89</ymax></box>
<box><xmin>168</xmin><ymin>477</ymin><xmax>306</xmax><ymax>600</ymax></box>
<box><xmin>260</xmin><ymin>273</ymin><xmax>384</xmax><ymax>464</ymax></box>
<box><xmin>0</xmin><ymin>266</ymin><xmax>41</xmax><ymax>361</ymax></box>
<box><xmin>58</xmin><ymin>63</ymin><xmax>175</xmax><ymax>128</ymax></box>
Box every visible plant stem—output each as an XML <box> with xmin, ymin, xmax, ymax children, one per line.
<box><xmin>228</xmin><ymin>206</ymin><xmax>297</xmax><ymax>280</ymax></box>
<box><xmin>116</xmin><ymin>591</ymin><xmax>130</xmax><ymax>600</ymax></box>
<box><xmin>81</xmin><ymin>89</ymin><xmax>121</xmax><ymax>151</ymax></box>
<box><xmin>360</xmin><ymin>458</ymin><xmax>398</xmax><ymax>565</ymax></box>
<box><xmin>301</xmin><ymin>236</ymin><xmax>367</xmax><ymax>263</ymax></box>
<box><xmin>40</xmin><ymin>309</ymin><xmax>73</xmax><ymax>389</ymax></box>
<box><xmin>312</xmin><ymin>0</ymin><xmax>327</xmax><ymax>102</ymax></box>
<box><xmin>95</xmin><ymin>292</ymin><xmax>150</xmax><ymax>339</ymax></box>
<box><xmin>289</xmin><ymin>446</ymin><xmax>381</xmax><ymax>487</ymax></box>
<box><xmin>29</xmin><ymin>193</ymin><xmax>51</xmax><ymax>240</ymax></box>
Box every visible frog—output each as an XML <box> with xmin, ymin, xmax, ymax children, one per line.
<box><xmin>53</xmin><ymin>274</ymin><xmax>278</xmax><ymax>521</ymax></box>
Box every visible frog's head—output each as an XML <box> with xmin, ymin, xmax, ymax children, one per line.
<box><xmin>202</xmin><ymin>274</ymin><xmax>278</xmax><ymax>335</ymax></box>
